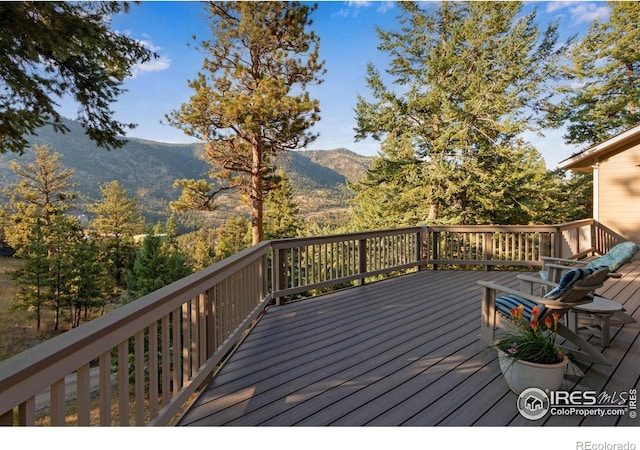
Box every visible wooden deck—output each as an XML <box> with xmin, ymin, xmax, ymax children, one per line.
<box><xmin>179</xmin><ymin>261</ymin><xmax>640</xmax><ymax>427</ymax></box>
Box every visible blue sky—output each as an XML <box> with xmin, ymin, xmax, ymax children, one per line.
<box><xmin>66</xmin><ymin>1</ymin><xmax>611</xmax><ymax>169</ymax></box>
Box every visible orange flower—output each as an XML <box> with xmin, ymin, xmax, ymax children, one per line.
<box><xmin>552</xmin><ymin>312</ymin><xmax>560</xmax><ymax>330</ymax></box>
<box><xmin>530</xmin><ymin>319</ymin><xmax>539</xmax><ymax>331</ymax></box>
<box><xmin>516</xmin><ymin>304</ymin><xmax>524</xmax><ymax>320</ymax></box>
<box><xmin>531</xmin><ymin>306</ymin><xmax>540</xmax><ymax>320</ymax></box>
<box><xmin>544</xmin><ymin>316</ymin><xmax>553</xmax><ymax>329</ymax></box>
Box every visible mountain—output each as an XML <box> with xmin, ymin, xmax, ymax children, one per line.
<box><xmin>0</xmin><ymin>118</ymin><xmax>371</xmax><ymax>227</ymax></box>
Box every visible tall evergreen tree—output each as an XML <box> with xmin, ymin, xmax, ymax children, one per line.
<box><xmin>352</xmin><ymin>1</ymin><xmax>565</xmax><ymax>226</ymax></box>
<box><xmin>68</xmin><ymin>230</ymin><xmax>117</xmax><ymax>328</ymax></box>
<box><xmin>167</xmin><ymin>1</ymin><xmax>325</xmax><ymax>244</ymax></box>
<box><xmin>215</xmin><ymin>216</ymin><xmax>251</xmax><ymax>260</ymax></box>
<box><xmin>550</xmin><ymin>1</ymin><xmax>640</xmax><ymax>146</ymax></box>
<box><xmin>190</xmin><ymin>231</ymin><xmax>216</xmax><ymax>272</ymax></box>
<box><xmin>0</xmin><ymin>144</ymin><xmax>77</xmax><ymax>254</ymax></box>
<box><xmin>11</xmin><ymin>220</ymin><xmax>52</xmax><ymax>331</ymax></box>
<box><xmin>0</xmin><ymin>2</ymin><xmax>156</xmax><ymax>154</ymax></box>
<box><xmin>125</xmin><ymin>235</ymin><xmax>192</xmax><ymax>300</ymax></box>
<box><xmin>88</xmin><ymin>180</ymin><xmax>144</xmax><ymax>284</ymax></box>
<box><xmin>264</xmin><ymin>171</ymin><xmax>302</xmax><ymax>239</ymax></box>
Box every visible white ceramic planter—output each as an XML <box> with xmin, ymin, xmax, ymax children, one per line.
<box><xmin>497</xmin><ymin>350</ymin><xmax>570</xmax><ymax>395</ymax></box>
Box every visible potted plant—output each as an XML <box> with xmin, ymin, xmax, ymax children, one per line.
<box><xmin>493</xmin><ymin>304</ymin><xmax>570</xmax><ymax>394</ymax></box>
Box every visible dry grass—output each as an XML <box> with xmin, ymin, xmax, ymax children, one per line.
<box><xmin>0</xmin><ymin>257</ymin><xmax>48</xmax><ymax>361</ymax></box>
<box><xmin>0</xmin><ymin>257</ymin><xmax>75</xmax><ymax>361</ymax></box>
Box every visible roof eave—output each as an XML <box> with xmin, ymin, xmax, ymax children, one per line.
<box><xmin>559</xmin><ymin>125</ymin><xmax>640</xmax><ymax>171</ymax></box>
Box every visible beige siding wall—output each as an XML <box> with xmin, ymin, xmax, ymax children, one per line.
<box><xmin>598</xmin><ymin>142</ymin><xmax>640</xmax><ymax>244</ymax></box>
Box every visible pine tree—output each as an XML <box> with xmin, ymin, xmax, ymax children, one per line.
<box><xmin>550</xmin><ymin>1</ymin><xmax>640</xmax><ymax>146</ymax></box>
<box><xmin>353</xmin><ymin>1</ymin><xmax>565</xmax><ymax>226</ymax></box>
<box><xmin>68</xmin><ymin>231</ymin><xmax>117</xmax><ymax>328</ymax></box>
<box><xmin>47</xmin><ymin>213</ymin><xmax>81</xmax><ymax>330</ymax></box>
<box><xmin>264</xmin><ymin>171</ymin><xmax>302</xmax><ymax>239</ymax></box>
<box><xmin>0</xmin><ymin>2</ymin><xmax>155</xmax><ymax>154</ymax></box>
<box><xmin>215</xmin><ymin>217</ymin><xmax>251</xmax><ymax>260</ymax></box>
<box><xmin>191</xmin><ymin>231</ymin><xmax>216</xmax><ymax>272</ymax></box>
<box><xmin>167</xmin><ymin>1</ymin><xmax>325</xmax><ymax>244</ymax></box>
<box><xmin>88</xmin><ymin>180</ymin><xmax>145</xmax><ymax>284</ymax></box>
<box><xmin>1</xmin><ymin>144</ymin><xmax>77</xmax><ymax>254</ymax></box>
<box><xmin>125</xmin><ymin>235</ymin><xmax>191</xmax><ymax>300</ymax></box>
<box><xmin>11</xmin><ymin>220</ymin><xmax>52</xmax><ymax>331</ymax></box>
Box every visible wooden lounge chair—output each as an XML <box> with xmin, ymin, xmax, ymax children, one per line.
<box><xmin>539</xmin><ymin>241</ymin><xmax>638</xmax><ymax>345</ymax></box>
<box><xmin>540</xmin><ymin>241</ymin><xmax>638</xmax><ymax>284</ymax></box>
<box><xmin>479</xmin><ymin>267</ymin><xmax>612</xmax><ymax>365</ymax></box>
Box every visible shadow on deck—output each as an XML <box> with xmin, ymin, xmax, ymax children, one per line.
<box><xmin>180</xmin><ymin>262</ymin><xmax>640</xmax><ymax>426</ymax></box>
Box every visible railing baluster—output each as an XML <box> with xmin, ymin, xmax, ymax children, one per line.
<box><xmin>50</xmin><ymin>378</ymin><xmax>65</xmax><ymax>426</ymax></box>
<box><xmin>18</xmin><ymin>398</ymin><xmax>35</xmax><ymax>426</ymax></box>
<box><xmin>149</xmin><ymin>321</ymin><xmax>159</xmax><ymax>418</ymax></box>
<box><xmin>160</xmin><ymin>315</ymin><xmax>170</xmax><ymax>407</ymax></box>
<box><xmin>77</xmin><ymin>363</ymin><xmax>91</xmax><ymax>426</ymax></box>
<box><xmin>99</xmin><ymin>352</ymin><xmax>111</xmax><ymax>426</ymax></box>
<box><xmin>172</xmin><ymin>308</ymin><xmax>181</xmax><ymax>395</ymax></box>
<box><xmin>118</xmin><ymin>340</ymin><xmax>129</xmax><ymax>426</ymax></box>
<box><xmin>182</xmin><ymin>302</ymin><xmax>190</xmax><ymax>386</ymax></box>
<box><xmin>190</xmin><ymin>297</ymin><xmax>198</xmax><ymax>378</ymax></box>
<box><xmin>134</xmin><ymin>330</ymin><xmax>145</xmax><ymax>425</ymax></box>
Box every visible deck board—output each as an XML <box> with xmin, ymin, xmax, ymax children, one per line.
<box><xmin>180</xmin><ymin>261</ymin><xmax>640</xmax><ymax>427</ymax></box>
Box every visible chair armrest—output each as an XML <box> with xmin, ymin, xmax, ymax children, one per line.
<box><xmin>538</xmin><ymin>297</ymin><xmax>592</xmax><ymax>310</ymax></box>
<box><xmin>477</xmin><ymin>280</ymin><xmax>546</xmax><ymax>304</ymax></box>
<box><xmin>477</xmin><ymin>280</ymin><xmax>592</xmax><ymax>311</ymax></box>
<box><xmin>543</xmin><ymin>262</ymin><xmax>620</xmax><ymax>278</ymax></box>
<box><xmin>541</xmin><ymin>256</ymin><xmax>587</xmax><ymax>266</ymax></box>
<box><xmin>517</xmin><ymin>274</ymin><xmax>557</xmax><ymax>288</ymax></box>
<box><xmin>517</xmin><ymin>274</ymin><xmax>557</xmax><ymax>295</ymax></box>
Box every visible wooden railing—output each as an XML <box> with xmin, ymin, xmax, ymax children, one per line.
<box><xmin>424</xmin><ymin>219</ymin><xmax>598</xmax><ymax>268</ymax></box>
<box><xmin>272</xmin><ymin>227</ymin><xmax>424</xmax><ymax>304</ymax></box>
<box><xmin>0</xmin><ymin>242</ymin><xmax>271</xmax><ymax>426</ymax></box>
<box><xmin>0</xmin><ymin>220</ymin><xmax>625</xmax><ymax>426</ymax></box>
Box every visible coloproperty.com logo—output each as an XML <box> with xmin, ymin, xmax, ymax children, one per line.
<box><xmin>517</xmin><ymin>387</ymin><xmax>637</xmax><ymax>421</ymax></box>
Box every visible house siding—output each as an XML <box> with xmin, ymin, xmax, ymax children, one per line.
<box><xmin>598</xmin><ymin>141</ymin><xmax>640</xmax><ymax>244</ymax></box>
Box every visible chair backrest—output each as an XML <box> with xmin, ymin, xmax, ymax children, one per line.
<box><xmin>544</xmin><ymin>266</ymin><xmax>610</xmax><ymax>305</ymax></box>
<box><xmin>585</xmin><ymin>241</ymin><xmax>638</xmax><ymax>272</ymax></box>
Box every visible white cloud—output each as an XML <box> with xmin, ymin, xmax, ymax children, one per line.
<box><xmin>334</xmin><ymin>0</ymin><xmax>393</xmax><ymax>18</ymax></box>
<box><xmin>131</xmin><ymin>55</ymin><xmax>171</xmax><ymax>77</ymax></box>
<box><xmin>569</xmin><ymin>3</ymin><xmax>609</xmax><ymax>24</ymax></box>
<box><xmin>347</xmin><ymin>1</ymin><xmax>372</xmax><ymax>8</ymax></box>
<box><xmin>130</xmin><ymin>39</ymin><xmax>171</xmax><ymax>77</ymax></box>
<box><xmin>376</xmin><ymin>1</ymin><xmax>394</xmax><ymax>14</ymax></box>
<box><xmin>546</xmin><ymin>2</ymin><xmax>574</xmax><ymax>13</ymax></box>
<box><xmin>546</xmin><ymin>2</ymin><xmax>609</xmax><ymax>24</ymax></box>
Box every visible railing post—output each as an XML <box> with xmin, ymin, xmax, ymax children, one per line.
<box><xmin>416</xmin><ymin>228</ymin><xmax>424</xmax><ymax>270</ymax></box>
<box><xmin>591</xmin><ymin>220</ymin><xmax>599</xmax><ymax>254</ymax></box>
<box><xmin>273</xmin><ymin>248</ymin><xmax>288</xmax><ymax>305</ymax></box>
<box><xmin>358</xmin><ymin>238</ymin><xmax>367</xmax><ymax>285</ymax></box>
<box><xmin>553</xmin><ymin>227</ymin><xmax>563</xmax><ymax>258</ymax></box>
<box><xmin>432</xmin><ymin>231</ymin><xmax>440</xmax><ymax>270</ymax></box>
<box><xmin>483</xmin><ymin>232</ymin><xmax>493</xmax><ymax>271</ymax></box>
<box><xmin>540</xmin><ymin>233</ymin><xmax>551</xmax><ymax>260</ymax></box>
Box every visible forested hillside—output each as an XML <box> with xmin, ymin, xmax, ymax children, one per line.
<box><xmin>0</xmin><ymin>118</ymin><xmax>370</xmax><ymax>226</ymax></box>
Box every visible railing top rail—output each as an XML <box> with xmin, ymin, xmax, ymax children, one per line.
<box><xmin>555</xmin><ymin>218</ymin><xmax>595</xmax><ymax>231</ymax></box>
<box><xmin>426</xmin><ymin>224</ymin><xmax>572</xmax><ymax>232</ymax></box>
<box><xmin>0</xmin><ymin>241</ymin><xmax>271</xmax><ymax>410</ymax></box>
<box><xmin>270</xmin><ymin>226</ymin><xmax>424</xmax><ymax>249</ymax></box>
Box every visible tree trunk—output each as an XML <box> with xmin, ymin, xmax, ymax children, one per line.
<box><xmin>251</xmin><ymin>145</ymin><xmax>264</xmax><ymax>245</ymax></box>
